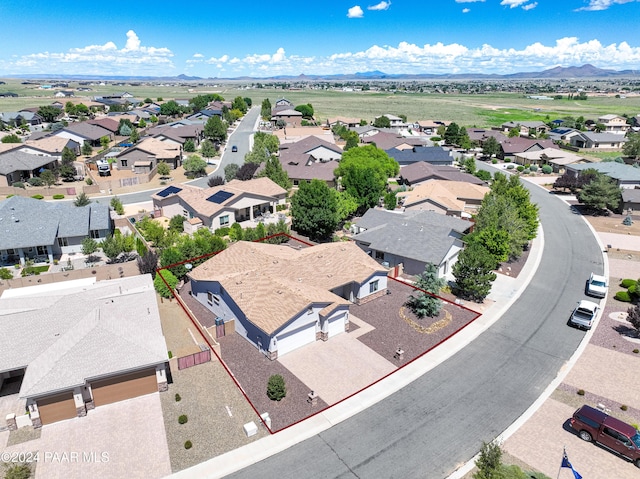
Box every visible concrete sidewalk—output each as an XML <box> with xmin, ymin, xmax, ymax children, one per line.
<box><xmin>169</xmin><ymin>229</ymin><xmax>546</xmax><ymax>479</ymax></box>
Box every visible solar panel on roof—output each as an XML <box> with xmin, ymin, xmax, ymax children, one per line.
<box><xmin>206</xmin><ymin>190</ymin><xmax>234</xmax><ymax>204</ymax></box>
<box><xmin>156</xmin><ymin>185</ymin><xmax>182</xmax><ymax>197</ymax></box>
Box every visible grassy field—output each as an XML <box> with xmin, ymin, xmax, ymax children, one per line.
<box><xmin>2</xmin><ymin>78</ymin><xmax>640</xmax><ymax>129</ymax></box>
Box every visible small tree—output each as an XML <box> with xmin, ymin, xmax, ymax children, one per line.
<box><xmin>40</xmin><ymin>170</ymin><xmax>56</xmax><ymax>187</ymax></box>
<box><xmin>200</xmin><ymin>139</ymin><xmax>216</xmax><ymax>158</ymax></box>
<box><xmin>383</xmin><ymin>190</ymin><xmax>397</xmax><ymax>210</ymax></box>
<box><xmin>81</xmin><ymin>237</ymin><xmax>98</xmax><ymax>256</ymax></box>
<box><xmin>169</xmin><ymin>215</ymin><xmax>185</xmax><ymax>232</ymax></box>
<box><xmin>73</xmin><ymin>192</ymin><xmax>91</xmax><ymax>207</ymax></box>
<box><xmin>82</xmin><ymin>141</ymin><xmax>93</xmax><ymax>156</ymax></box>
<box><xmin>100</xmin><ymin>136</ymin><xmax>110</xmax><ymax>150</ymax></box>
<box><xmin>1</xmin><ymin>134</ymin><xmax>21</xmax><ymax>143</ymax></box>
<box><xmin>577</xmin><ymin>173</ymin><xmax>622</xmax><ymax>214</ymax></box>
<box><xmin>473</xmin><ymin>441</ymin><xmax>503</xmax><ymax>479</ymax></box>
<box><xmin>224</xmin><ymin>163</ymin><xmax>239</xmax><ymax>182</ymax></box>
<box><xmin>157</xmin><ymin>161</ymin><xmax>171</xmax><ymax>177</ymax></box>
<box><xmin>627</xmin><ymin>303</ymin><xmax>640</xmax><ymax>335</ymax></box>
<box><xmin>207</xmin><ymin>176</ymin><xmax>225</xmax><ymax>187</ymax></box>
<box><xmin>137</xmin><ymin>250</ymin><xmax>159</xmax><ymax>277</ymax></box>
<box><xmin>154</xmin><ymin>269</ymin><xmax>178</xmax><ymax>298</ymax></box>
<box><xmin>453</xmin><ymin>243</ymin><xmax>497</xmax><ymax>302</ymax></box>
<box><xmin>267</xmin><ymin>374</ymin><xmax>286</xmax><ymax>401</ymax></box>
<box><xmin>183</xmin><ymin>154</ymin><xmax>208</xmax><ymax>178</ymax></box>
<box><xmin>482</xmin><ymin>136</ymin><xmax>501</xmax><ymax>158</ymax></box>
<box><xmin>183</xmin><ymin>138</ymin><xmax>196</xmax><ymax>152</ymax></box>
<box><xmin>406</xmin><ymin>263</ymin><xmax>445</xmax><ymax>318</ymax></box>
<box><xmin>110</xmin><ymin>196</ymin><xmax>125</xmax><ymax>215</ymax></box>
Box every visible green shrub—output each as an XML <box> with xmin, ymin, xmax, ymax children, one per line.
<box><xmin>615</xmin><ymin>291</ymin><xmax>632</xmax><ymax>302</ymax></box>
<box><xmin>491</xmin><ymin>159</ymin><xmax>498</xmax><ymax>164</ymax></box>
<box><xmin>28</xmin><ymin>177</ymin><xmax>44</xmax><ymax>186</ymax></box>
<box><xmin>85</xmin><ymin>177</ymin><xmax>93</xmax><ymax>185</ymax></box>
<box><xmin>12</xmin><ymin>182</ymin><xmax>25</xmax><ymax>189</ymax></box>
<box><xmin>168</xmin><ymin>350</ymin><xmax>173</xmax><ymax>359</ymax></box>
<box><xmin>621</xmin><ymin>404</ymin><xmax>628</xmax><ymax>411</ymax></box>
<box><xmin>0</xmin><ymin>267</ymin><xmax>13</xmax><ymax>280</ymax></box>
<box><xmin>4</xmin><ymin>463</ymin><xmax>32</xmax><ymax>479</ymax></box>
<box><xmin>516</xmin><ymin>165</ymin><xmax>525</xmax><ymax>172</ymax></box>
<box><xmin>522</xmin><ymin>169</ymin><xmax>531</xmax><ymax>175</ymax></box>
<box><xmin>178</xmin><ymin>414</ymin><xmax>188</xmax><ymax>424</ymax></box>
<box><xmin>184</xmin><ymin>440</ymin><xmax>192</xmax><ymax>449</ymax></box>
<box><xmin>628</xmin><ymin>283</ymin><xmax>638</xmax><ymax>296</ymax></box>
<box><xmin>541</xmin><ymin>165</ymin><xmax>553</xmax><ymax>174</ymax></box>
<box><xmin>633</xmin><ymin>349</ymin><xmax>639</xmax><ymax>354</ymax></box>
<box><xmin>214</xmin><ymin>227</ymin><xmax>230</xmax><ymax>237</ymax></box>
<box><xmin>267</xmin><ymin>374</ymin><xmax>286</xmax><ymax>401</ymax></box>
<box><xmin>503</xmin><ymin>158</ymin><xmax>511</xmax><ymax>163</ymax></box>
<box><xmin>620</xmin><ymin>279</ymin><xmax>637</xmax><ymax>288</ymax></box>
<box><xmin>577</xmin><ymin>389</ymin><xmax>585</xmax><ymax>396</ymax></box>
<box><xmin>506</xmin><ymin>164</ymin><xmax>515</xmax><ymax>170</ymax></box>
<box><xmin>175</xmin><ymin>393</ymin><xmax>181</xmax><ymax>402</ymax></box>
<box><xmin>30</xmin><ymin>194</ymin><xmax>44</xmax><ymax>200</ymax></box>
<box><xmin>52</xmin><ymin>194</ymin><xmax>65</xmax><ymax>200</ymax></box>
<box><xmin>529</xmin><ymin>165</ymin><xmax>538</xmax><ymax>172</ymax></box>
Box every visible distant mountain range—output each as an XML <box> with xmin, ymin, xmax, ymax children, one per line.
<box><xmin>4</xmin><ymin>64</ymin><xmax>640</xmax><ymax>82</ymax></box>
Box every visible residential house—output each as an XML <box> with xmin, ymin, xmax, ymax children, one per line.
<box><xmin>187</xmin><ymin>108</ymin><xmax>223</xmax><ymax>122</ymax></box>
<box><xmin>598</xmin><ymin>114</ymin><xmax>629</xmax><ymax>135</ymax></box>
<box><xmin>54</xmin><ymin>90</ymin><xmax>75</xmax><ymax>98</ymax></box>
<box><xmin>0</xmin><ymin>150</ymin><xmax>59</xmax><ymax>187</ymax></box>
<box><xmin>622</xmin><ymin>189</ymin><xmax>640</xmax><ymax>212</ymax></box>
<box><xmin>273</xmin><ymin>126</ymin><xmax>336</xmax><ymax>144</ymax></box>
<box><xmin>115</xmin><ymin>137</ymin><xmax>182</xmax><ymax>171</ymax></box>
<box><xmin>416</xmin><ymin>120</ymin><xmax>451</xmax><ymax>135</ymax></box>
<box><xmin>53</xmin><ymin>123</ymin><xmax>114</xmax><ymax>147</ymax></box>
<box><xmin>499</xmin><ymin>137</ymin><xmax>558</xmax><ymax>162</ymax></box>
<box><xmin>0</xmin><ymin>196</ymin><xmax>112</xmax><ymax>265</ymax></box>
<box><xmin>0</xmin><ymin>112</ymin><xmax>44</xmax><ymax>127</ymax></box>
<box><xmin>0</xmin><ymin>275</ymin><xmax>168</xmax><ymax>427</ymax></box>
<box><xmin>514</xmin><ymin>148</ymin><xmax>591</xmax><ymax>172</ymax></box>
<box><xmin>351</xmin><ymin>209</ymin><xmax>473</xmax><ymax>278</ymax></box>
<box><xmin>271</xmin><ymin>98</ymin><xmax>294</xmax><ymax>115</ymax></box>
<box><xmin>188</xmin><ymin>241</ymin><xmax>388</xmax><ymax>359</ymax></box>
<box><xmin>326</xmin><ymin>117</ymin><xmax>362</xmax><ymax>129</ymax></box>
<box><xmin>361</xmin><ymin>130</ymin><xmax>428</xmax><ymax>150</ymax></box>
<box><xmin>277</xmin><ymin>136</ymin><xmax>343</xmax><ymax>187</ymax></box>
<box><xmin>23</xmin><ymin>136</ymin><xmax>81</xmax><ymax>158</ymax></box>
<box><xmin>396</xmin><ymin>180</ymin><xmax>490</xmax><ymax>217</ymax></box>
<box><xmin>398</xmin><ymin>161</ymin><xmax>486</xmax><ymax>186</ymax></box>
<box><xmin>374</xmin><ymin>114</ymin><xmax>404</xmax><ymax>127</ymax></box>
<box><xmin>568</xmin><ymin>131</ymin><xmax>628</xmax><ymax>150</ymax></box>
<box><xmin>567</xmin><ymin>162</ymin><xmax>640</xmax><ymax>189</ymax></box>
<box><xmin>547</xmin><ymin>127</ymin><xmax>584</xmax><ymax>144</ymax></box>
<box><xmin>467</xmin><ymin>129</ymin><xmax>508</xmax><ymax>147</ymax></box>
<box><xmin>148</xmin><ymin>123</ymin><xmax>204</xmax><ymax>147</ymax></box>
<box><xmin>272</xmin><ymin>109</ymin><xmax>303</xmax><ymax>128</ymax></box>
<box><xmin>151</xmin><ymin>177</ymin><xmax>287</xmax><ymax>230</ymax></box>
<box><xmin>500</xmin><ymin>121</ymin><xmax>549</xmax><ymax>137</ymax></box>
<box><xmin>86</xmin><ymin>117</ymin><xmax>120</xmax><ymax>135</ymax></box>
<box><xmin>385</xmin><ymin>146</ymin><xmax>454</xmax><ymax>166</ymax></box>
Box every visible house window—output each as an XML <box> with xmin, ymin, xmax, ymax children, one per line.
<box><xmin>90</xmin><ymin>230</ymin><xmax>100</xmax><ymax>239</ymax></box>
<box><xmin>307</xmin><ymin>307</ymin><xmax>313</xmax><ymax>315</ymax></box>
<box><xmin>36</xmin><ymin>245</ymin><xmax>47</xmax><ymax>255</ymax></box>
<box><xmin>207</xmin><ymin>292</ymin><xmax>219</xmax><ymax>306</ymax></box>
<box><xmin>375</xmin><ymin>251</ymin><xmax>384</xmax><ymax>260</ymax></box>
<box><xmin>220</xmin><ymin>215</ymin><xmax>230</xmax><ymax>226</ymax></box>
<box><xmin>57</xmin><ymin>237</ymin><xmax>68</xmax><ymax>247</ymax></box>
<box><xmin>121</xmin><ymin>159</ymin><xmax>128</xmax><ymax>167</ymax></box>
<box><xmin>369</xmin><ymin>280</ymin><xmax>379</xmax><ymax>294</ymax></box>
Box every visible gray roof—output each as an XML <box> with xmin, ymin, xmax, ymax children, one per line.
<box><xmin>0</xmin><ymin>196</ymin><xmax>110</xmax><ymax>250</ymax></box>
<box><xmin>0</xmin><ymin>275</ymin><xmax>167</xmax><ymax>398</ymax></box>
<box><xmin>60</xmin><ymin>122</ymin><xmax>112</xmax><ymax>141</ymax></box>
<box><xmin>622</xmin><ymin>189</ymin><xmax>640</xmax><ymax>203</ymax></box>
<box><xmin>385</xmin><ymin>146</ymin><xmax>453</xmax><ymax>165</ymax></box>
<box><xmin>0</xmin><ymin>150</ymin><xmax>57</xmax><ymax>175</ymax></box>
<box><xmin>352</xmin><ymin>209</ymin><xmax>472</xmax><ymax>266</ymax></box>
<box><xmin>568</xmin><ymin>162</ymin><xmax>640</xmax><ymax>182</ymax></box>
<box><xmin>579</xmin><ymin>131</ymin><xmax>629</xmax><ymax>143</ymax></box>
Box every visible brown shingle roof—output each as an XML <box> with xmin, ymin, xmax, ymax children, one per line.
<box><xmin>189</xmin><ymin>241</ymin><xmax>386</xmax><ymax>334</ymax></box>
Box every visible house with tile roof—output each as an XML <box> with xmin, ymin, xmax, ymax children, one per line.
<box><xmin>597</xmin><ymin>114</ymin><xmax>629</xmax><ymax>135</ymax></box>
<box><xmin>498</xmin><ymin>137</ymin><xmax>558</xmax><ymax>162</ymax></box>
<box><xmin>151</xmin><ymin>177</ymin><xmax>287</xmax><ymax>230</ymax></box>
<box><xmin>396</xmin><ymin>180</ymin><xmax>490</xmax><ymax>217</ymax></box>
<box><xmin>398</xmin><ymin>161</ymin><xmax>485</xmax><ymax>186</ymax></box>
<box><xmin>500</xmin><ymin>121</ymin><xmax>549</xmax><ymax>137</ymax></box>
<box><xmin>276</xmin><ymin>136</ymin><xmax>343</xmax><ymax>187</ymax></box>
<box><xmin>272</xmin><ymin>108</ymin><xmax>303</xmax><ymax>127</ymax></box>
<box><xmin>188</xmin><ymin>241</ymin><xmax>388</xmax><ymax>359</ymax></box>
<box><xmin>0</xmin><ymin>274</ymin><xmax>168</xmax><ymax>427</ymax></box>
<box><xmin>467</xmin><ymin>128</ymin><xmax>508</xmax><ymax>146</ymax></box>
<box><xmin>416</xmin><ymin>120</ymin><xmax>451</xmax><ymax>134</ymax></box>
<box><xmin>23</xmin><ymin>136</ymin><xmax>81</xmax><ymax>158</ymax></box>
<box><xmin>351</xmin><ymin>209</ymin><xmax>473</xmax><ymax>278</ymax></box>
<box><xmin>0</xmin><ymin>196</ymin><xmax>112</xmax><ymax>265</ymax></box>
<box><xmin>53</xmin><ymin>122</ymin><xmax>114</xmax><ymax>147</ymax></box>
<box><xmin>326</xmin><ymin>117</ymin><xmax>362</xmax><ymax>129</ymax></box>
<box><xmin>148</xmin><ymin>123</ymin><xmax>204</xmax><ymax>147</ymax></box>
<box><xmin>514</xmin><ymin>148</ymin><xmax>592</xmax><ymax>172</ymax></box>
<box><xmin>115</xmin><ymin>137</ymin><xmax>183</xmax><ymax>171</ymax></box>
<box><xmin>86</xmin><ymin>117</ymin><xmax>120</xmax><ymax>135</ymax></box>
<box><xmin>361</xmin><ymin>130</ymin><xmax>428</xmax><ymax>151</ymax></box>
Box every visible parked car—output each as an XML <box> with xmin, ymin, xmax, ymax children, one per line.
<box><xmin>231</xmin><ymin>145</ymin><xmax>238</xmax><ymax>152</ymax></box>
<box><xmin>570</xmin><ymin>404</ymin><xmax>640</xmax><ymax>467</ymax></box>
<box><xmin>586</xmin><ymin>272</ymin><xmax>608</xmax><ymax>298</ymax></box>
<box><xmin>569</xmin><ymin>299</ymin><xmax>599</xmax><ymax>330</ymax></box>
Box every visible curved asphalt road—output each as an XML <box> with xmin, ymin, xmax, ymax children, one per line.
<box><xmin>228</xmin><ymin>173</ymin><xmax>604</xmax><ymax>478</ymax></box>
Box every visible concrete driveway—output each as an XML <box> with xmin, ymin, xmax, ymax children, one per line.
<box><xmin>0</xmin><ymin>393</ymin><xmax>171</xmax><ymax>479</ymax></box>
<box><xmin>277</xmin><ymin>318</ymin><xmax>396</xmax><ymax>405</ymax></box>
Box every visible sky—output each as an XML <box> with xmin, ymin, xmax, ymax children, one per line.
<box><xmin>1</xmin><ymin>0</ymin><xmax>640</xmax><ymax>78</ymax></box>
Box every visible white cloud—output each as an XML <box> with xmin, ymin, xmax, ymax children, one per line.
<box><xmin>193</xmin><ymin>53</ymin><xmax>204</xmax><ymax>58</ymax></box>
<box><xmin>522</xmin><ymin>2</ymin><xmax>538</xmax><ymax>9</ymax></box>
<box><xmin>368</xmin><ymin>1</ymin><xmax>391</xmax><ymax>10</ymax></box>
<box><xmin>575</xmin><ymin>0</ymin><xmax>635</xmax><ymax>11</ymax></box>
<box><xmin>347</xmin><ymin>5</ymin><xmax>364</xmax><ymax>18</ymax></box>
<box><xmin>455</xmin><ymin>0</ymin><xmax>484</xmax><ymax>2</ymax></box>
<box><xmin>500</xmin><ymin>0</ymin><xmax>528</xmax><ymax>7</ymax></box>
<box><xmin>462</xmin><ymin>8</ymin><xmax>471</xmax><ymax>12</ymax></box>
<box><xmin>9</xmin><ymin>30</ymin><xmax>174</xmax><ymax>75</ymax></box>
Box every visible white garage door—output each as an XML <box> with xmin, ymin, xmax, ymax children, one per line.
<box><xmin>276</xmin><ymin>322</ymin><xmax>316</xmax><ymax>357</ymax></box>
<box><xmin>328</xmin><ymin>313</ymin><xmax>346</xmax><ymax>338</ymax></box>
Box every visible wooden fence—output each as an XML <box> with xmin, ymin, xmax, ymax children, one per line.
<box><xmin>177</xmin><ymin>348</ymin><xmax>211</xmax><ymax>370</ymax></box>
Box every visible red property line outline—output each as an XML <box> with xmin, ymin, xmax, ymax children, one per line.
<box><xmin>157</xmin><ymin>233</ymin><xmax>482</xmax><ymax>434</ymax></box>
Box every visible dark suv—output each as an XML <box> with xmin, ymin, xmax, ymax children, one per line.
<box><xmin>570</xmin><ymin>405</ymin><xmax>640</xmax><ymax>467</ymax></box>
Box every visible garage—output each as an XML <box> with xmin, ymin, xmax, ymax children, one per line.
<box><xmin>38</xmin><ymin>391</ymin><xmax>76</xmax><ymax>425</ymax></box>
<box><xmin>328</xmin><ymin>312</ymin><xmax>346</xmax><ymax>338</ymax></box>
<box><xmin>276</xmin><ymin>322</ymin><xmax>316</xmax><ymax>357</ymax></box>
<box><xmin>92</xmin><ymin>368</ymin><xmax>158</xmax><ymax>407</ymax></box>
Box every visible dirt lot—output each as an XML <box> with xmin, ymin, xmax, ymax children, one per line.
<box><xmin>578</xmin><ymin>206</ymin><xmax>640</xmax><ymax>235</ymax></box>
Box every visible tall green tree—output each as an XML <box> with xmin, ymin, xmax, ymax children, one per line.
<box><xmin>623</xmin><ymin>132</ymin><xmax>640</xmax><ymax>160</ymax></box>
<box><xmin>157</xmin><ymin>161</ymin><xmax>171</xmax><ymax>177</ymax></box>
<box><xmin>204</xmin><ymin>116</ymin><xmax>227</xmax><ymax>143</ymax></box>
<box><xmin>577</xmin><ymin>173</ymin><xmax>622</xmax><ymax>214</ymax></box>
<box><xmin>335</xmin><ymin>144</ymin><xmax>399</xmax><ymax>211</ymax></box>
<box><xmin>261</xmin><ymin>98</ymin><xmax>272</xmax><ymax>120</ymax></box>
<box><xmin>40</xmin><ymin>169</ymin><xmax>56</xmax><ymax>187</ymax></box>
<box><xmin>224</xmin><ymin>163</ymin><xmax>239</xmax><ymax>182</ymax></box>
<box><xmin>82</xmin><ymin>141</ymin><xmax>93</xmax><ymax>156</ymax></box>
<box><xmin>260</xmin><ymin>155</ymin><xmax>292</xmax><ymax>190</ymax></box>
<box><xmin>453</xmin><ymin>243</ymin><xmax>497</xmax><ymax>302</ymax></box>
<box><xmin>200</xmin><ymin>139</ymin><xmax>216</xmax><ymax>158</ymax></box>
<box><xmin>444</xmin><ymin>122</ymin><xmax>460</xmax><ymax>145</ymax></box>
<box><xmin>232</xmin><ymin>96</ymin><xmax>248</xmax><ymax>114</ymax></box>
<box><xmin>294</xmin><ymin>104</ymin><xmax>314</xmax><ymax>118</ymax></box>
<box><xmin>183</xmin><ymin>154</ymin><xmax>208</xmax><ymax>178</ymax></box>
<box><xmin>406</xmin><ymin>263</ymin><xmax>445</xmax><ymax>318</ymax></box>
<box><xmin>183</xmin><ymin>139</ymin><xmax>196</xmax><ymax>152</ymax></box>
<box><xmin>290</xmin><ymin>179</ymin><xmax>341</xmax><ymax>241</ymax></box>
<box><xmin>73</xmin><ymin>192</ymin><xmax>91</xmax><ymax>207</ymax></box>
<box><xmin>482</xmin><ymin>136</ymin><xmax>501</xmax><ymax>158</ymax></box>
<box><xmin>37</xmin><ymin>105</ymin><xmax>61</xmax><ymax>122</ymax></box>
<box><xmin>159</xmin><ymin>100</ymin><xmax>182</xmax><ymax>116</ymax></box>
